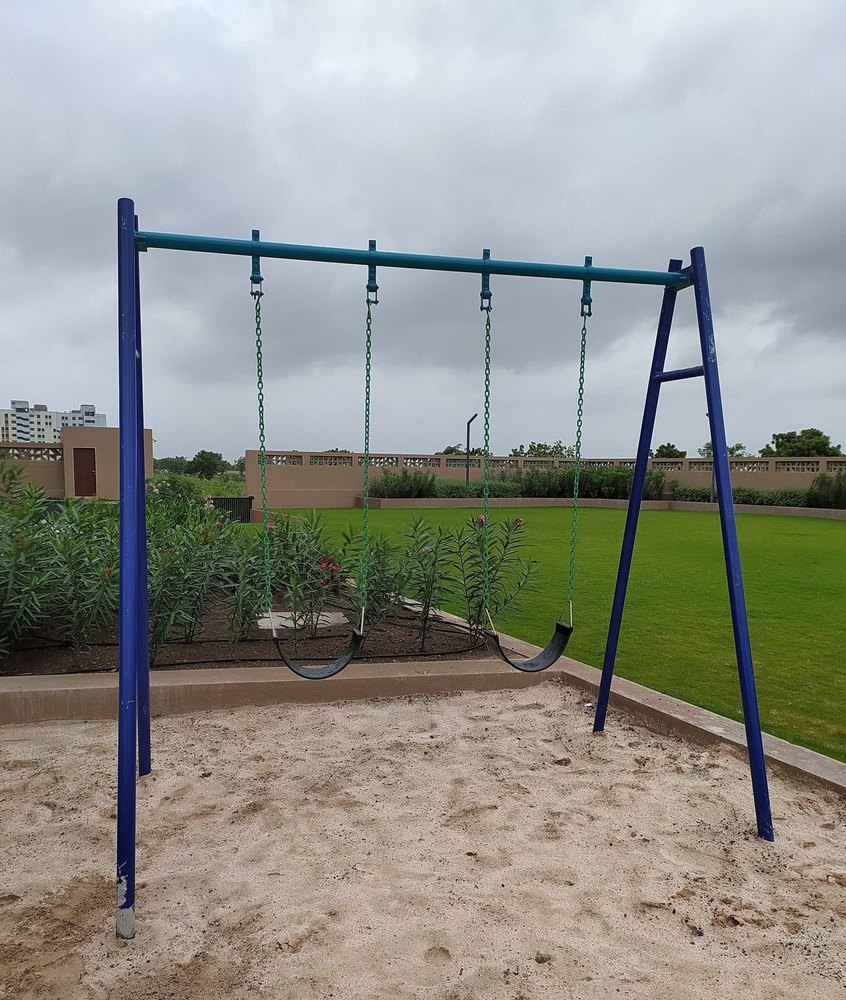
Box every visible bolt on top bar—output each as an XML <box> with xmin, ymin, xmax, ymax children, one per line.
<box><xmin>134</xmin><ymin>229</ymin><xmax>692</xmax><ymax>289</ymax></box>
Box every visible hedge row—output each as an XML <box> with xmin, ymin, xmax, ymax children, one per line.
<box><xmin>672</xmin><ymin>470</ymin><xmax>845</xmax><ymax>509</ymax></box>
<box><xmin>369</xmin><ymin>466</ymin><xmax>667</xmax><ymax>501</ymax></box>
<box><xmin>370</xmin><ymin>468</ymin><xmax>846</xmax><ymax>509</ymax></box>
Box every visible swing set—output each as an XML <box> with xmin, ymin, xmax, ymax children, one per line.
<box><xmin>116</xmin><ymin>197</ymin><xmax>774</xmax><ymax>939</ymax></box>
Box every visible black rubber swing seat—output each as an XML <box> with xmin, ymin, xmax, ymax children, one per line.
<box><xmin>484</xmin><ymin>620</ymin><xmax>573</xmax><ymax>673</ymax></box>
<box><xmin>271</xmin><ymin>627</ymin><xmax>364</xmax><ymax>681</ymax></box>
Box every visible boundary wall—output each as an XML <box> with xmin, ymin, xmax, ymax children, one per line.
<box><xmin>245</xmin><ymin>450</ymin><xmax>846</xmax><ymax>511</ymax></box>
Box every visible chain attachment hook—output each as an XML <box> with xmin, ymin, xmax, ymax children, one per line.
<box><xmin>251</xmin><ymin>229</ymin><xmax>263</xmax><ymax>300</ymax></box>
<box><xmin>480</xmin><ymin>248</ymin><xmax>492</xmax><ymax>312</ymax></box>
<box><xmin>366</xmin><ymin>239</ymin><xmax>379</xmax><ymax>305</ymax></box>
<box><xmin>580</xmin><ymin>255</ymin><xmax>592</xmax><ymax>318</ymax></box>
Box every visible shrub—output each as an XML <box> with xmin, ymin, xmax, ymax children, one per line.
<box><xmin>671</xmin><ymin>485</ymin><xmax>712</xmax><ymax>502</ymax></box>
<box><xmin>270</xmin><ymin>512</ymin><xmax>355</xmax><ymax>643</ymax></box>
<box><xmin>435</xmin><ymin>480</ymin><xmax>475</xmax><ymax>499</ymax></box>
<box><xmin>478</xmin><ymin>479</ymin><xmax>522</xmax><ymax>499</ymax></box>
<box><xmin>146</xmin><ymin>495</ymin><xmax>235</xmax><ymax>660</ymax></box>
<box><xmin>451</xmin><ymin>514</ymin><xmax>536</xmax><ymax>638</ymax></box>
<box><xmin>807</xmin><ymin>470</ymin><xmax>846</xmax><ymax>509</ymax></box>
<box><xmin>516</xmin><ymin>467</ymin><xmax>572</xmax><ymax>498</ymax></box>
<box><xmin>339</xmin><ymin>530</ymin><xmax>407</xmax><ymax>627</ymax></box>
<box><xmin>43</xmin><ymin>500</ymin><xmax>120</xmax><ymax>658</ymax></box>
<box><xmin>0</xmin><ymin>461</ymin><xmax>27</xmax><ymax>504</ymax></box>
<box><xmin>397</xmin><ymin>517</ymin><xmax>454</xmax><ymax>650</ymax></box>
<box><xmin>148</xmin><ymin>473</ymin><xmax>207</xmax><ymax>506</ymax></box>
<box><xmin>758</xmin><ymin>489</ymin><xmax>809</xmax><ymax>508</ymax></box>
<box><xmin>370</xmin><ymin>469</ymin><xmax>439</xmax><ymax>498</ymax></box>
<box><xmin>732</xmin><ymin>487</ymin><xmax>765</xmax><ymax>506</ymax></box>
<box><xmin>671</xmin><ymin>484</ymin><xmax>813</xmax><ymax>507</ymax></box>
<box><xmin>0</xmin><ymin>485</ymin><xmax>55</xmax><ymax>660</ymax></box>
<box><xmin>508</xmin><ymin>464</ymin><xmax>663</xmax><ymax>501</ymax></box>
<box><xmin>223</xmin><ymin>529</ymin><xmax>271</xmax><ymax>643</ymax></box>
<box><xmin>205</xmin><ymin>472</ymin><xmax>247</xmax><ymax>498</ymax></box>
<box><xmin>642</xmin><ymin>468</ymin><xmax>667</xmax><ymax>500</ymax></box>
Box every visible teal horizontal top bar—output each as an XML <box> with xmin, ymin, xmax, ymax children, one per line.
<box><xmin>135</xmin><ymin>230</ymin><xmax>691</xmax><ymax>289</ymax></box>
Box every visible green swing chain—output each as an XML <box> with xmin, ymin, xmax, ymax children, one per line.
<box><xmin>566</xmin><ymin>314</ymin><xmax>588</xmax><ymax>625</ymax></box>
<box><xmin>481</xmin><ymin>306</ymin><xmax>492</xmax><ymax>623</ymax></box>
<box><xmin>253</xmin><ymin>281</ymin><xmax>373</xmax><ymax>632</ymax></box>
<box><xmin>253</xmin><ymin>286</ymin><xmax>275</xmax><ymax>622</ymax></box>
<box><xmin>482</xmin><ymin>294</ymin><xmax>587</xmax><ymax>631</ymax></box>
<box><xmin>359</xmin><ymin>301</ymin><xmax>373</xmax><ymax>618</ymax></box>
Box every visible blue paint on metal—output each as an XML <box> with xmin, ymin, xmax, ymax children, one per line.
<box><xmin>133</xmin><ymin>227</ymin><xmax>151</xmax><ymax>779</ymax></box>
<box><xmin>593</xmin><ymin>260</ymin><xmax>684</xmax><ymax>736</ymax></box>
<box><xmin>116</xmin><ymin>197</ymin><xmax>140</xmax><ymax>937</ymax></box>
<box><xmin>690</xmin><ymin>247</ymin><xmax>774</xmax><ymax>842</ymax></box>
<box><xmin>134</xmin><ymin>230</ymin><xmax>690</xmax><ymax>288</ymax></box>
<box><xmin>592</xmin><ymin>249</ymin><xmax>774</xmax><ymax>842</ymax></box>
<box><xmin>654</xmin><ymin>364</ymin><xmax>705</xmax><ymax>383</ymax></box>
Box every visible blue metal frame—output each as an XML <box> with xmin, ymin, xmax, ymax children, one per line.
<box><xmin>115</xmin><ymin>198</ymin><xmax>773</xmax><ymax>937</ymax></box>
<box><xmin>116</xmin><ymin>200</ymin><xmax>149</xmax><ymax>939</ymax></box>
<box><xmin>592</xmin><ymin>250</ymin><xmax>774</xmax><ymax>841</ymax></box>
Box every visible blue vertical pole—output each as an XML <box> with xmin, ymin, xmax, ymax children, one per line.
<box><xmin>690</xmin><ymin>247</ymin><xmax>774</xmax><ymax>841</ymax></box>
<box><xmin>134</xmin><ymin>223</ymin><xmax>151</xmax><ymax>778</ymax></box>
<box><xmin>593</xmin><ymin>261</ymin><xmax>683</xmax><ymax>732</ymax></box>
<box><xmin>117</xmin><ymin>197</ymin><xmax>141</xmax><ymax>937</ymax></box>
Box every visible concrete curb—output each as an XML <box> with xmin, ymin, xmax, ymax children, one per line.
<box><xmin>2</xmin><ymin>630</ymin><xmax>844</xmax><ymax>797</ymax></box>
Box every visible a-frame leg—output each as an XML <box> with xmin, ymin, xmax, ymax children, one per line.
<box><xmin>593</xmin><ymin>249</ymin><xmax>774</xmax><ymax>842</ymax></box>
<box><xmin>690</xmin><ymin>247</ymin><xmax>773</xmax><ymax>841</ymax></box>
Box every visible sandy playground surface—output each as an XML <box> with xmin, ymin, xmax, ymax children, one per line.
<box><xmin>1</xmin><ymin>680</ymin><xmax>845</xmax><ymax>999</ymax></box>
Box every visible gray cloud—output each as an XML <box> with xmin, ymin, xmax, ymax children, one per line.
<box><xmin>1</xmin><ymin>0</ymin><xmax>843</xmax><ymax>462</ymax></box>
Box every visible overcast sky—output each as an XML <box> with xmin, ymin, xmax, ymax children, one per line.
<box><xmin>1</xmin><ymin>1</ymin><xmax>843</xmax><ymax>461</ymax></box>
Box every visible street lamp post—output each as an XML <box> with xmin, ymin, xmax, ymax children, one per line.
<box><xmin>466</xmin><ymin>412</ymin><xmax>478</xmax><ymax>487</ymax></box>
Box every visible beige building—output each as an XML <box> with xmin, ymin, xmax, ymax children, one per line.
<box><xmin>0</xmin><ymin>426</ymin><xmax>153</xmax><ymax>500</ymax></box>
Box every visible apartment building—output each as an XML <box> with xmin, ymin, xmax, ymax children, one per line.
<box><xmin>0</xmin><ymin>400</ymin><xmax>106</xmax><ymax>443</ymax></box>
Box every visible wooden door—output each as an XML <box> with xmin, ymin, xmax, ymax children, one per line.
<box><xmin>73</xmin><ymin>448</ymin><xmax>97</xmax><ymax>497</ymax></box>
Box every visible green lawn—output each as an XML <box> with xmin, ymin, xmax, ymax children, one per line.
<box><xmin>272</xmin><ymin>506</ymin><xmax>845</xmax><ymax>762</ymax></box>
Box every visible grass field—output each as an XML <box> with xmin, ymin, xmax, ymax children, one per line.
<box><xmin>276</xmin><ymin>506</ymin><xmax>845</xmax><ymax>763</ymax></box>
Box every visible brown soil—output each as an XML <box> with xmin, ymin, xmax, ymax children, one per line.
<box><xmin>1</xmin><ymin>603</ymin><xmax>489</xmax><ymax>677</ymax></box>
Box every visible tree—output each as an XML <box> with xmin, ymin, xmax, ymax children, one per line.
<box><xmin>153</xmin><ymin>456</ymin><xmax>190</xmax><ymax>474</ymax></box>
<box><xmin>233</xmin><ymin>455</ymin><xmax>246</xmax><ymax>476</ymax></box>
<box><xmin>698</xmin><ymin>441</ymin><xmax>749</xmax><ymax>458</ymax></box>
<box><xmin>437</xmin><ymin>444</ymin><xmax>483</xmax><ymax>455</ymax></box>
<box><xmin>510</xmin><ymin>440</ymin><xmax>574</xmax><ymax>458</ymax></box>
<box><xmin>186</xmin><ymin>450</ymin><xmax>228</xmax><ymax>479</ymax></box>
<box><xmin>650</xmin><ymin>443</ymin><xmax>687</xmax><ymax>458</ymax></box>
<box><xmin>759</xmin><ymin>428</ymin><xmax>842</xmax><ymax>457</ymax></box>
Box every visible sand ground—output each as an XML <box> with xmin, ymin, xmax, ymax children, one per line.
<box><xmin>1</xmin><ymin>680</ymin><xmax>844</xmax><ymax>999</ymax></box>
